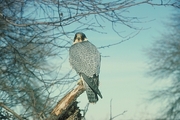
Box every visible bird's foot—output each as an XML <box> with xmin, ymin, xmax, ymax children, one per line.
<box><xmin>77</xmin><ymin>79</ymin><xmax>83</xmax><ymax>86</ymax></box>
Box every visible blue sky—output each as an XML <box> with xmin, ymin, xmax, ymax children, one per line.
<box><xmin>68</xmin><ymin>3</ymin><xmax>174</xmax><ymax>120</ymax></box>
<box><xmin>51</xmin><ymin>2</ymin><xmax>175</xmax><ymax>120</ymax></box>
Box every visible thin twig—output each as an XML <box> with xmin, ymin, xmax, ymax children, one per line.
<box><xmin>111</xmin><ymin>111</ymin><xmax>127</xmax><ymax>120</ymax></box>
<box><xmin>109</xmin><ymin>99</ymin><xmax>127</xmax><ymax>120</ymax></box>
<box><xmin>110</xmin><ymin>99</ymin><xmax>112</xmax><ymax>120</ymax></box>
<box><xmin>0</xmin><ymin>102</ymin><xmax>24</xmax><ymax>120</ymax></box>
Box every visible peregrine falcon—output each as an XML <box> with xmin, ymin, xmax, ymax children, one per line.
<box><xmin>69</xmin><ymin>32</ymin><xmax>102</xmax><ymax>103</ymax></box>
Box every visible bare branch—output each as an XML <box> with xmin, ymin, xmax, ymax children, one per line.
<box><xmin>109</xmin><ymin>99</ymin><xmax>127</xmax><ymax>120</ymax></box>
<box><xmin>0</xmin><ymin>102</ymin><xmax>24</xmax><ymax>120</ymax></box>
<box><xmin>98</xmin><ymin>28</ymin><xmax>142</xmax><ymax>49</ymax></box>
<box><xmin>0</xmin><ymin>1</ymin><xmax>177</xmax><ymax>27</ymax></box>
<box><xmin>47</xmin><ymin>85</ymin><xmax>85</xmax><ymax>120</ymax></box>
<box><xmin>111</xmin><ymin>111</ymin><xmax>127</xmax><ymax>120</ymax></box>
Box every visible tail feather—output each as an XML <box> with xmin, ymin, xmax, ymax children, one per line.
<box><xmin>84</xmin><ymin>82</ymin><xmax>98</xmax><ymax>103</ymax></box>
<box><xmin>81</xmin><ymin>73</ymin><xmax>102</xmax><ymax>103</ymax></box>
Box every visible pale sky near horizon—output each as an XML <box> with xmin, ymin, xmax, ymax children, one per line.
<box><xmin>69</xmin><ymin>3</ymin><xmax>174</xmax><ymax>120</ymax></box>
<box><xmin>50</xmin><ymin>1</ymin><xmax>175</xmax><ymax>120</ymax></box>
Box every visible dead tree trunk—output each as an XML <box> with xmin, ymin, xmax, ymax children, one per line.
<box><xmin>47</xmin><ymin>85</ymin><xmax>85</xmax><ymax>120</ymax></box>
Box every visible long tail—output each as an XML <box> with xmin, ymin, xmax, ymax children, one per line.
<box><xmin>81</xmin><ymin>73</ymin><xmax>102</xmax><ymax>103</ymax></box>
<box><xmin>84</xmin><ymin>82</ymin><xmax>99</xmax><ymax>103</ymax></box>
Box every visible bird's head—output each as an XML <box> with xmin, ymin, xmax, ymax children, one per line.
<box><xmin>73</xmin><ymin>32</ymin><xmax>88</xmax><ymax>44</ymax></box>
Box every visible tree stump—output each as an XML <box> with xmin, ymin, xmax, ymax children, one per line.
<box><xmin>47</xmin><ymin>85</ymin><xmax>85</xmax><ymax>120</ymax></box>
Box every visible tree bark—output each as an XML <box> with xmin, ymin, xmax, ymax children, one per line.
<box><xmin>47</xmin><ymin>85</ymin><xmax>85</xmax><ymax>120</ymax></box>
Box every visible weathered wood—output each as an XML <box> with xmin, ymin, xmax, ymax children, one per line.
<box><xmin>47</xmin><ymin>84</ymin><xmax>85</xmax><ymax>120</ymax></box>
